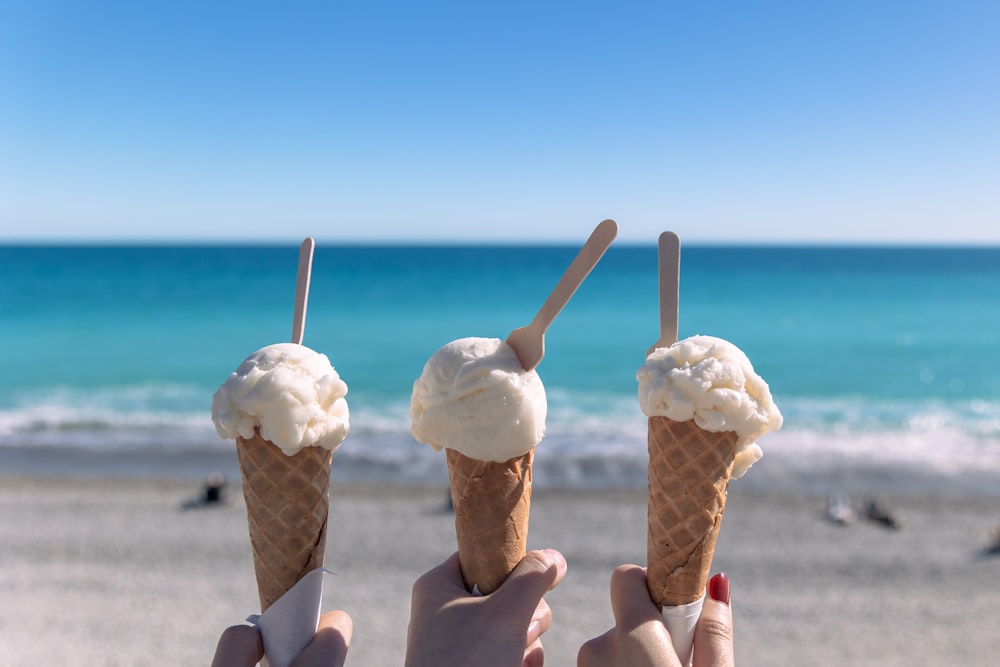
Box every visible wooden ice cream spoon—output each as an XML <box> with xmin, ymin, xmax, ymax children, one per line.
<box><xmin>291</xmin><ymin>237</ymin><xmax>315</xmax><ymax>345</ymax></box>
<box><xmin>647</xmin><ymin>231</ymin><xmax>680</xmax><ymax>357</ymax></box>
<box><xmin>506</xmin><ymin>219</ymin><xmax>619</xmax><ymax>371</ymax></box>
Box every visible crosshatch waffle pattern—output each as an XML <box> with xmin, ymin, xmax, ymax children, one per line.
<box><xmin>237</xmin><ymin>430</ymin><xmax>332</xmax><ymax>611</ymax></box>
<box><xmin>646</xmin><ymin>416</ymin><xmax>739</xmax><ymax>607</ymax></box>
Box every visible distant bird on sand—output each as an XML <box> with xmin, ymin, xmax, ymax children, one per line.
<box><xmin>864</xmin><ymin>498</ymin><xmax>902</xmax><ymax>529</ymax></box>
<box><xmin>984</xmin><ymin>526</ymin><xmax>1000</xmax><ymax>557</ymax></box>
<box><xmin>825</xmin><ymin>495</ymin><xmax>857</xmax><ymax>526</ymax></box>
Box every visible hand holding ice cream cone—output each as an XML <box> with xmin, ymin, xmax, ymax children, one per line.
<box><xmin>410</xmin><ymin>220</ymin><xmax>617</xmax><ymax>594</ymax></box>
<box><xmin>211</xmin><ymin>239</ymin><xmax>350</xmax><ymax>667</ymax></box>
<box><xmin>411</xmin><ymin>336</ymin><xmax>545</xmax><ymax>594</ymax></box>
<box><xmin>639</xmin><ymin>232</ymin><xmax>782</xmax><ymax>664</ymax></box>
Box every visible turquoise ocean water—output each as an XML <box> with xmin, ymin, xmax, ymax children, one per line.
<box><xmin>2</xmin><ymin>244</ymin><xmax>999</xmax><ymax>491</ymax></box>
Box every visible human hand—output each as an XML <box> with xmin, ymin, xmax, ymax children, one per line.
<box><xmin>405</xmin><ymin>548</ymin><xmax>568</xmax><ymax>667</ymax></box>
<box><xmin>211</xmin><ymin>610</ymin><xmax>353</xmax><ymax>667</ymax></box>
<box><xmin>577</xmin><ymin>565</ymin><xmax>733</xmax><ymax>667</ymax></box>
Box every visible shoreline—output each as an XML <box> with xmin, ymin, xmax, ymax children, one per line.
<box><xmin>4</xmin><ymin>441</ymin><xmax>1000</xmax><ymax>499</ymax></box>
<box><xmin>3</xmin><ymin>473</ymin><xmax>1000</xmax><ymax>665</ymax></box>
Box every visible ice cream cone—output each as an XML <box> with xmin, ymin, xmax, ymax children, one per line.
<box><xmin>646</xmin><ymin>415</ymin><xmax>739</xmax><ymax>607</ymax></box>
<box><xmin>237</xmin><ymin>429</ymin><xmax>332</xmax><ymax>611</ymax></box>
<box><xmin>446</xmin><ymin>447</ymin><xmax>533</xmax><ymax>595</ymax></box>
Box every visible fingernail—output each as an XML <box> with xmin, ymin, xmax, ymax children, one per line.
<box><xmin>541</xmin><ymin>548</ymin><xmax>567</xmax><ymax>574</ymax></box>
<box><xmin>709</xmin><ymin>572</ymin><xmax>730</xmax><ymax>605</ymax></box>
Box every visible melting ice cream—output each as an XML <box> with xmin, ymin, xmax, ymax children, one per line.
<box><xmin>212</xmin><ymin>342</ymin><xmax>350</xmax><ymax>456</ymax></box>
<box><xmin>637</xmin><ymin>335</ymin><xmax>782</xmax><ymax>478</ymax></box>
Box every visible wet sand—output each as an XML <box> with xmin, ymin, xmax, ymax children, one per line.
<box><xmin>2</xmin><ymin>473</ymin><xmax>999</xmax><ymax>666</ymax></box>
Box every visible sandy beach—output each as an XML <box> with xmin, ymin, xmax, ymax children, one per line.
<box><xmin>2</xmin><ymin>470</ymin><xmax>999</xmax><ymax>666</ymax></box>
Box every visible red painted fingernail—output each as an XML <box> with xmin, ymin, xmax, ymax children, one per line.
<box><xmin>709</xmin><ymin>572</ymin><xmax>730</xmax><ymax>605</ymax></box>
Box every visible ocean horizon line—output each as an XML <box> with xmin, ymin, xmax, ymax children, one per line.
<box><xmin>4</xmin><ymin>238</ymin><xmax>1000</xmax><ymax>249</ymax></box>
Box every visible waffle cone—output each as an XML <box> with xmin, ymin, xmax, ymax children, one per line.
<box><xmin>236</xmin><ymin>430</ymin><xmax>332</xmax><ymax>611</ymax></box>
<box><xmin>446</xmin><ymin>448</ymin><xmax>533</xmax><ymax>595</ymax></box>
<box><xmin>646</xmin><ymin>416</ymin><xmax>739</xmax><ymax>607</ymax></box>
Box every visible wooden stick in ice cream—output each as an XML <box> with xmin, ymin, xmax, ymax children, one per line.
<box><xmin>411</xmin><ymin>220</ymin><xmax>618</xmax><ymax>594</ymax></box>
<box><xmin>647</xmin><ymin>231</ymin><xmax>680</xmax><ymax>355</ymax></box>
<box><xmin>212</xmin><ymin>237</ymin><xmax>350</xmax><ymax>612</ymax></box>
<box><xmin>291</xmin><ymin>237</ymin><xmax>315</xmax><ymax>345</ymax></box>
<box><xmin>506</xmin><ymin>218</ymin><xmax>619</xmax><ymax>371</ymax></box>
<box><xmin>640</xmin><ymin>232</ymin><xmax>782</xmax><ymax>664</ymax></box>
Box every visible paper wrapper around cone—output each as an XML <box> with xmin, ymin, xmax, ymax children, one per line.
<box><xmin>237</xmin><ymin>429</ymin><xmax>332</xmax><ymax>611</ymax></box>
<box><xmin>646</xmin><ymin>416</ymin><xmax>739</xmax><ymax>607</ymax></box>
<box><xmin>446</xmin><ymin>447</ymin><xmax>533</xmax><ymax>595</ymax></box>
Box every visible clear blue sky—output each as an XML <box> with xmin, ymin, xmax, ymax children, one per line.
<box><xmin>2</xmin><ymin>1</ymin><xmax>998</xmax><ymax>243</ymax></box>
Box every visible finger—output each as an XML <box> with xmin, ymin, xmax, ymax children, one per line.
<box><xmin>525</xmin><ymin>598</ymin><xmax>552</xmax><ymax>647</ymax></box>
<box><xmin>490</xmin><ymin>549</ymin><xmax>567</xmax><ymax>618</ymax></box>
<box><xmin>290</xmin><ymin>610</ymin><xmax>353</xmax><ymax>667</ymax></box>
<box><xmin>210</xmin><ymin>624</ymin><xmax>263</xmax><ymax>667</ymax></box>
<box><xmin>419</xmin><ymin>551</ymin><xmax>464</xmax><ymax>587</ymax></box>
<box><xmin>523</xmin><ymin>637</ymin><xmax>545</xmax><ymax>667</ymax></box>
<box><xmin>576</xmin><ymin>629</ymin><xmax>613</xmax><ymax>667</ymax></box>
<box><xmin>608</xmin><ymin>564</ymin><xmax>662</xmax><ymax>630</ymax></box>
<box><xmin>436</xmin><ymin>550</ymin><xmax>464</xmax><ymax>581</ymax></box>
<box><xmin>693</xmin><ymin>573</ymin><xmax>735</xmax><ymax>667</ymax></box>
<box><xmin>412</xmin><ymin>551</ymin><xmax>467</xmax><ymax>605</ymax></box>
<box><xmin>525</xmin><ymin>549</ymin><xmax>568</xmax><ymax>593</ymax></box>
<box><xmin>318</xmin><ymin>610</ymin><xmax>354</xmax><ymax>646</ymax></box>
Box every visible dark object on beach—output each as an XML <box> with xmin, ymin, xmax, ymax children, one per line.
<box><xmin>983</xmin><ymin>526</ymin><xmax>1000</xmax><ymax>557</ymax></box>
<box><xmin>825</xmin><ymin>494</ymin><xmax>856</xmax><ymax>526</ymax></box>
<box><xmin>203</xmin><ymin>474</ymin><xmax>225</xmax><ymax>503</ymax></box>
<box><xmin>864</xmin><ymin>498</ymin><xmax>901</xmax><ymax>530</ymax></box>
<box><xmin>181</xmin><ymin>472</ymin><xmax>228</xmax><ymax>510</ymax></box>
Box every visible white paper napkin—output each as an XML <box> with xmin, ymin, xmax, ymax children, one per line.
<box><xmin>247</xmin><ymin>567</ymin><xmax>331</xmax><ymax>667</ymax></box>
<box><xmin>660</xmin><ymin>593</ymin><xmax>704</xmax><ymax>667</ymax></box>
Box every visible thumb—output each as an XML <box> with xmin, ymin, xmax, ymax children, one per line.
<box><xmin>290</xmin><ymin>610</ymin><xmax>352</xmax><ymax>667</ymax></box>
<box><xmin>489</xmin><ymin>549</ymin><xmax>567</xmax><ymax>618</ymax></box>
<box><xmin>607</xmin><ymin>564</ymin><xmax>662</xmax><ymax>630</ymax></box>
<box><xmin>211</xmin><ymin>624</ymin><xmax>263</xmax><ymax>667</ymax></box>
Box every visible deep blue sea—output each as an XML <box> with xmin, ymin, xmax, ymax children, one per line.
<box><xmin>2</xmin><ymin>243</ymin><xmax>1000</xmax><ymax>492</ymax></box>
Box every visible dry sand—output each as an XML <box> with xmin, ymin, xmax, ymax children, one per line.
<box><xmin>2</xmin><ymin>473</ymin><xmax>999</xmax><ymax>666</ymax></box>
